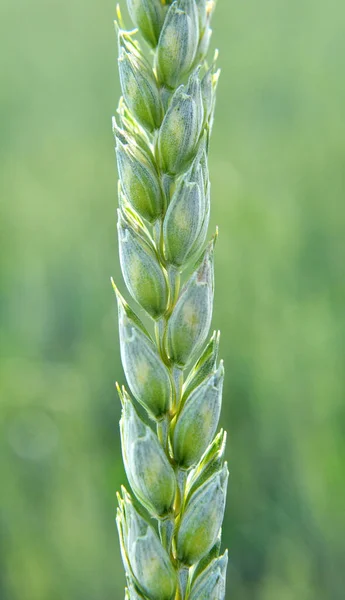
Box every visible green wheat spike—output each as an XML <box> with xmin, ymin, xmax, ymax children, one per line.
<box><xmin>112</xmin><ymin>1</ymin><xmax>228</xmax><ymax>598</ymax></box>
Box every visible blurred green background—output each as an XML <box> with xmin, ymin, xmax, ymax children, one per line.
<box><xmin>1</xmin><ymin>0</ymin><xmax>344</xmax><ymax>598</ymax></box>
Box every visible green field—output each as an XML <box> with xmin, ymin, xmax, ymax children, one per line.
<box><xmin>1</xmin><ymin>0</ymin><xmax>344</xmax><ymax>598</ymax></box>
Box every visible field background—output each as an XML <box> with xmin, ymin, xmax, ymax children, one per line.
<box><xmin>1</xmin><ymin>0</ymin><xmax>344</xmax><ymax>598</ymax></box>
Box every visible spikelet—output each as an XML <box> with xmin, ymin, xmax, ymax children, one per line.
<box><xmin>112</xmin><ymin>2</ymin><xmax>228</xmax><ymax>598</ymax></box>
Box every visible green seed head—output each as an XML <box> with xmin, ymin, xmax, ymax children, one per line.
<box><xmin>114</xmin><ymin>0</ymin><xmax>228</xmax><ymax>595</ymax></box>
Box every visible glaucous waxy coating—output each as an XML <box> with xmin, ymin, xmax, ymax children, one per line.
<box><xmin>126</xmin><ymin>0</ymin><xmax>167</xmax><ymax>48</ymax></box>
<box><xmin>157</xmin><ymin>73</ymin><xmax>204</xmax><ymax>175</ymax></box>
<box><xmin>163</xmin><ymin>137</ymin><xmax>211</xmax><ymax>265</ymax></box>
<box><xmin>189</xmin><ymin>552</ymin><xmax>228</xmax><ymax>600</ymax></box>
<box><xmin>116</xmin><ymin>137</ymin><xmax>164</xmax><ymax>223</ymax></box>
<box><xmin>117</xmin><ymin>489</ymin><xmax>177</xmax><ymax>600</ymax></box>
<box><xmin>173</xmin><ymin>363</ymin><xmax>224</xmax><ymax>467</ymax></box>
<box><xmin>163</xmin><ymin>179</ymin><xmax>204</xmax><ymax>266</ymax></box>
<box><xmin>118</xmin><ymin>208</ymin><xmax>168</xmax><ymax>318</ymax></box>
<box><xmin>120</xmin><ymin>393</ymin><xmax>176</xmax><ymax>516</ymax></box>
<box><xmin>156</xmin><ymin>0</ymin><xmax>199</xmax><ymax>88</ymax></box>
<box><xmin>176</xmin><ymin>464</ymin><xmax>229</xmax><ymax>565</ymax></box>
<box><xmin>167</xmin><ymin>240</ymin><xmax>214</xmax><ymax>366</ymax></box>
<box><xmin>116</xmin><ymin>293</ymin><xmax>172</xmax><ymax>418</ymax></box>
<box><xmin>118</xmin><ymin>47</ymin><xmax>163</xmax><ymax>131</ymax></box>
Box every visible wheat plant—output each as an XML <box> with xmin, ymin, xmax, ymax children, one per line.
<box><xmin>112</xmin><ymin>1</ymin><xmax>228</xmax><ymax>598</ymax></box>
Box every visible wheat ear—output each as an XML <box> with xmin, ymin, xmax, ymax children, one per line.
<box><xmin>112</xmin><ymin>1</ymin><xmax>228</xmax><ymax>598</ymax></box>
